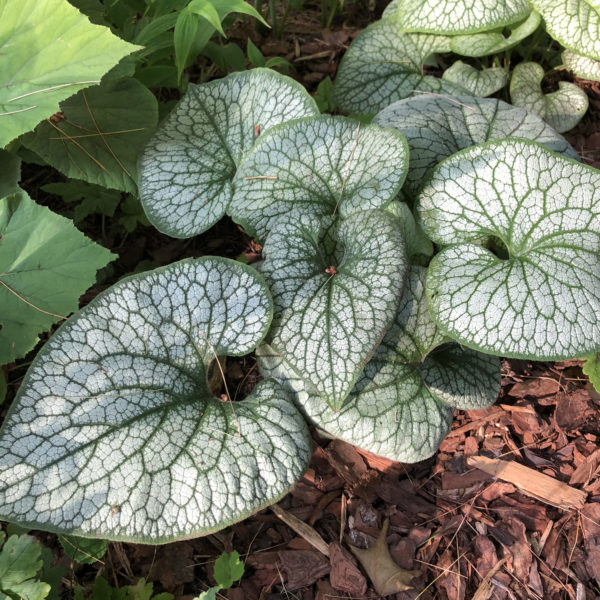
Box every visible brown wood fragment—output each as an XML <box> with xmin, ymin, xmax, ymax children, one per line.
<box><xmin>271</xmin><ymin>504</ymin><xmax>330</xmax><ymax>556</ymax></box>
<box><xmin>328</xmin><ymin>541</ymin><xmax>367</xmax><ymax>596</ymax></box>
<box><xmin>472</xmin><ymin>557</ymin><xmax>507</xmax><ymax>600</ymax></box>
<box><xmin>466</xmin><ymin>456</ymin><xmax>587</xmax><ymax>511</ymax></box>
<box><xmin>277</xmin><ymin>549</ymin><xmax>330</xmax><ymax>590</ymax></box>
<box><xmin>447</xmin><ymin>407</ymin><xmax>506</xmax><ymax>437</ymax></box>
<box><xmin>570</xmin><ymin>448</ymin><xmax>600</xmax><ymax>486</ymax></box>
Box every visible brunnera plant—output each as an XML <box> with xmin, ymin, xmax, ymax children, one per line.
<box><xmin>0</xmin><ymin>69</ymin><xmax>598</xmax><ymax>544</ymax></box>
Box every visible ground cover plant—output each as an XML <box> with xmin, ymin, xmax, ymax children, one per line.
<box><xmin>1</xmin><ymin>0</ymin><xmax>600</xmax><ymax>596</ymax></box>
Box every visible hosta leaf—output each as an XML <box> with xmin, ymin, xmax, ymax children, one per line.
<box><xmin>442</xmin><ymin>62</ymin><xmax>509</xmax><ymax>97</ymax></box>
<box><xmin>260</xmin><ymin>209</ymin><xmax>407</xmax><ymax>409</ymax></box>
<box><xmin>563</xmin><ymin>50</ymin><xmax>600</xmax><ymax>82</ymax></box>
<box><xmin>332</xmin><ymin>18</ymin><xmax>466</xmax><ymax>115</ymax></box>
<box><xmin>398</xmin><ymin>0</ymin><xmax>531</xmax><ymax>34</ymax></box>
<box><xmin>449</xmin><ymin>11</ymin><xmax>541</xmax><ymax>57</ymax></box>
<box><xmin>0</xmin><ymin>192</ymin><xmax>114</xmax><ymax>364</ymax></box>
<box><xmin>138</xmin><ymin>69</ymin><xmax>318</xmax><ymax>239</ymax></box>
<box><xmin>0</xmin><ymin>0</ymin><xmax>140</xmax><ymax>148</ymax></box>
<box><xmin>510</xmin><ymin>62</ymin><xmax>589</xmax><ymax>133</ymax></box>
<box><xmin>374</xmin><ymin>95</ymin><xmax>578</xmax><ymax>197</ymax></box>
<box><xmin>257</xmin><ymin>267</ymin><xmax>500</xmax><ymax>462</ymax></box>
<box><xmin>231</xmin><ymin>115</ymin><xmax>409</xmax><ymax>241</ymax></box>
<box><xmin>530</xmin><ymin>0</ymin><xmax>600</xmax><ymax>60</ymax></box>
<box><xmin>22</xmin><ymin>78</ymin><xmax>158</xmax><ymax>195</ymax></box>
<box><xmin>416</xmin><ymin>139</ymin><xmax>600</xmax><ymax>360</ymax></box>
<box><xmin>0</xmin><ymin>257</ymin><xmax>311</xmax><ymax>543</ymax></box>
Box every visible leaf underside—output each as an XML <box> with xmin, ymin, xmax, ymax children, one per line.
<box><xmin>510</xmin><ymin>62</ymin><xmax>588</xmax><ymax>133</ymax></box>
<box><xmin>374</xmin><ymin>94</ymin><xmax>578</xmax><ymax>197</ymax></box>
<box><xmin>417</xmin><ymin>139</ymin><xmax>600</xmax><ymax>360</ymax></box>
<box><xmin>22</xmin><ymin>78</ymin><xmax>159</xmax><ymax>195</ymax></box>
<box><xmin>449</xmin><ymin>11</ymin><xmax>541</xmax><ymax>57</ymax></box>
<box><xmin>138</xmin><ymin>69</ymin><xmax>318</xmax><ymax>239</ymax></box>
<box><xmin>260</xmin><ymin>209</ymin><xmax>407</xmax><ymax>409</ymax></box>
<box><xmin>398</xmin><ymin>0</ymin><xmax>531</xmax><ymax>34</ymax></box>
<box><xmin>0</xmin><ymin>257</ymin><xmax>311</xmax><ymax>543</ymax></box>
<box><xmin>231</xmin><ymin>114</ymin><xmax>409</xmax><ymax>241</ymax></box>
<box><xmin>332</xmin><ymin>18</ymin><xmax>466</xmax><ymax>115</ymax></box>
<box><xmin>0</xmin><ymin>192</ymin><xmax>115</xmax><ymax>364</ymax></box>
<box><xmin>530</xmin><ymin>0</ymin><xmax>600</xmax><ymax>60</ymax></box>
<box><xmin>0</xmin><ymin>0</ymin><xmax>139</xmax><ymax>148</ymax></box>
<box><xmin>257</xmin><ymin>267</ymin><xmax>500</xmax><ymax>463</ymax></box>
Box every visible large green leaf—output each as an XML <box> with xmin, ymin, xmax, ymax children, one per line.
<box><xmin>22</xmin><ymin>78</ymin><xmax>158</xmax><ymax>195</ymax></box>
<box><xmin>374</xmin><ymin>95</ymin><xmax>578</xmax><ymax>197</ymax></box>
<box><xmin>416</xmin><ymin>139</ymin><xmax>600</xmax><ymax>360</ymax></box>
<box><xmin>260</xmin><ymin>209</ymin><xmax>407</xmax><ymax>409</ymax></box>
<box><xmin>332</xmin><ymin>18</ymin><xmax>466</xmax><ymax>115</ymax></box>
<box><xmin>230</xmin><ymin>115</ymin><xmax>409</xmax><ymax>241</ymax></box>
<box><xmin>397</xmin><ymin>0</ymin><xmax>531</xmax><ymax>34</ymax></box>
<box><xmin>0</xmin><ymin>0</ymin><xmax>140</xmax><ymax>148</ymax></box>
<box><xmin>448</xmin><ymin>11</ymin><xmax>541</xmax><ymax>57</ymax></box>
<box><xmin>530</xmin><ymin>0</ymin><xmax>600</xmax><ymax>60</ymax></box>
<box><xmin>563</xmin><ymin>50</ymin><xmax>600</xmax><ymax>81</ymax></box>
<box><xmin>385</xmin><ymin>201</ymin><xmax>433</xmax><ymax>264</ymax></box>
<box><xmin>0</xmin><ymin>257</ymin><xmax>310</xmax><ymax>543</ymax></box>
<box><xmin>258</xmin><ymin>267</ymin><xmax>500</xmax><ymax>462</ymax></box>
<box><xmin>0</xmin><ymin>535</ymin><xmax>50</xmax><ymax>600</ymax></box>
<box><xmin>138</xmin><ymin>69</ymin><xmax>318</xmax><ymax>239</ymax></box>
<box><xmin>442</xmin><ymin>62</ymin><xmax>509</xmax><ymax>97</ymax></box>
<box><xmin>510</xmin><ymin>62</ymin><xmax>589</xmax><ymax>133</ymax></box>
<box><xmin>0</xmin><ymin>192</ymin><xmax>114</xmax><ymax>364</ymax></box>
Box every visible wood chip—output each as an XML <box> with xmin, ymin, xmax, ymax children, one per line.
<box><xmin>465</xmin><ymin>456</ymin><xmax>587</xmax><ymax>511</ymax></box>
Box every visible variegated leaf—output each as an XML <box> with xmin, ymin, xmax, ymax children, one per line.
<box><xmin>442</xmin><ymin>62</ymin><xmax>509</xmax><ymax>97</ymax></box>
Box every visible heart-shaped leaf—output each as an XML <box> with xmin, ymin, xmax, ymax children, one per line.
<box><xmin>381</xmin><ymin>0</ymin><xmax>398</xmax><ymax>17</ymax></box>
<box><xmin>0</xmin><ymin>257</ymin><xmax>311</xmax><ymax>543</ymax></box>
<box><xmin>230</xmin><ymin>115</ymin><xmax>409</xmax><ymax>241</ymax></box>
<box><xmin>510</xmin><ymin>62</ymin><xmax>589</xmax><ymax>133</ymax></box>
<box><xmin>530</xmin><ymin>0</ymin><xmax>600</xmax><ymax>60</ymax></box>
<box><xmin>332</xmin><ymin>18</ymin><xmax>466</xmax><ymax>115</ymax></box>
<box><xmin>449</xmin><ymin>11</ymin><xmax>541</xmax><ymax>57</ymax></box>
<box><xmin>417</xmin><ymin>139</ymin><xmax>600</xmax><ymax>360</ymax></box>
<box><xmin>0</xmin><ymin>0</ymin><xmax>140</xmax><ymax>147</ymax></box>
<box><xmin>442</xmin><ymin>62</ymin><xmax>509</xmax><ymax>97</ymax></box>
<box><xmin>22</xmin><ymin>78</ymin><xmax>158</xmax><ymax>195</ymax></box>
<box><xmin>138</xmin><ymin>69</ymin><xmax>318</xmax><ymax>238</ymax></box>
<box><xmin>374</xmin><ymin>95</ymin><xmax>578</xmax><ymax>197</ymax></box>
<box><xmin>258</xmin><ymin>267</ymin><xmax>500</xmax><ymax>462</ymax></box>
<box><xmin>260</xmin><ymin>209</ymin><xmax>407</xmax><ymax>409</ymax></box>
<box><xmin>563</xmin><ymin>50</ymin><xmax>600</xmax><ymax>81</ymax></box>
<box><xmin>398</xmin><ymin>0</ymin><xmax>531</xmax><ymax>34</ymax></box>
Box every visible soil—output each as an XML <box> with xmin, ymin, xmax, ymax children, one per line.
<box><xmin>4</xmin><ymin>1</ymin><xmax>600</xmax><ymax>598</ymax></box>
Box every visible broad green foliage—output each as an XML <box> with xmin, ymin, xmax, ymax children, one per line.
<box><xmin>374</xmin><ymin>95</ymin><xmax>577</xmax><ymax>197</ymax></box>
<box><xmin>0</xmin><ymin>150</ymin><xmax>20</xmax><ymax>197</ymax></box>
<box><xmin>0</xmin><ymin>533</ymin><xmax>50</xmax><ymax>600</ymax></box>
<box><xmin>138</xmin><ymin>69</ymin><xmax>318</xmax><ymax>238</ymax></box>
<box><xmin>230</xmin><ymin>115</ymin><xmax>409</xmax><ymax>240</ymax></box>
<box><xmin>582</xmin><ymin>353</ymin><xmax>600</xmax><ymax>392</ymax></box>
<box><xmin>0</xmin><ymin>257</ymin><xmax>311</xmax><ymax>543</ymax></box>
<box><xmin>417</xmin><ymin>139</ymin><xmax>600</xmax><ymax>360</ymax></box>
<box><xmin>442</xmin><ymin>62</ymin><xmax>509</xmax><ymax>97</ymax></box>
<box><xmin>213</xmin><ymin>550</ymin><xmax>245</xmax><ymax>589</ymax></box>
<box><xmin>0</xmin><ymin>192</ymin><xmax>114</xmax><ymax>364</ymax></box>
<box><xmin>0</xmin><ymin>0</ymin><xmax>140</xmax><ymax>148</ymax></box>
<box><xmin>332</xmin><ymin>18</ymin><xmax>466</xmax><ymax>115</ymax></box>
<box><xmin>260</xmin><ymin>210</ymin><xmax>407</xmax><ymax>409</ymax></box>
<box><xmin>563</xmin><ymin>50</ymin><xmax>600</xmax><ymax>82</ymax></box>
<box><xmin>22</xmin><ymin>78</ymin><xmax>159</xmax><ymax>195</ymax></box>
<box><xmin>510</xmin><ymin>62</ymin><xmax>589</xmax><ymax>133</ymax></box>
<box><xmin>448</xmin><ymin>11</ymin><xmax>541</xmax><ymax>57</ymax></box>
<box><xmin>59</xmin><ymin>535</ymin><xmax>107</xmax><ymax>564</ymax></box>
<box><xmin>75</xmin><ymin>576</ymin><xmax>173</xmax><ymax>600</ymax></box>
<box><xmin>385</xmin><ymin>201</ymin><xmax>433</xmax><ymax>263</ymax></box>
<box><xmin>530</xmin><ymin>0</ymin><xmax>600</xmax><ymax>60</ymax></box>
<box><xmin>397</xmin><ymin>0</ymin><xmax>531</xmax><ymax>35</ymax></box>
<box><xmin>258</xmin><ymin>268</ymin><xmax>500</xmax><ymax>462</ymax></box>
